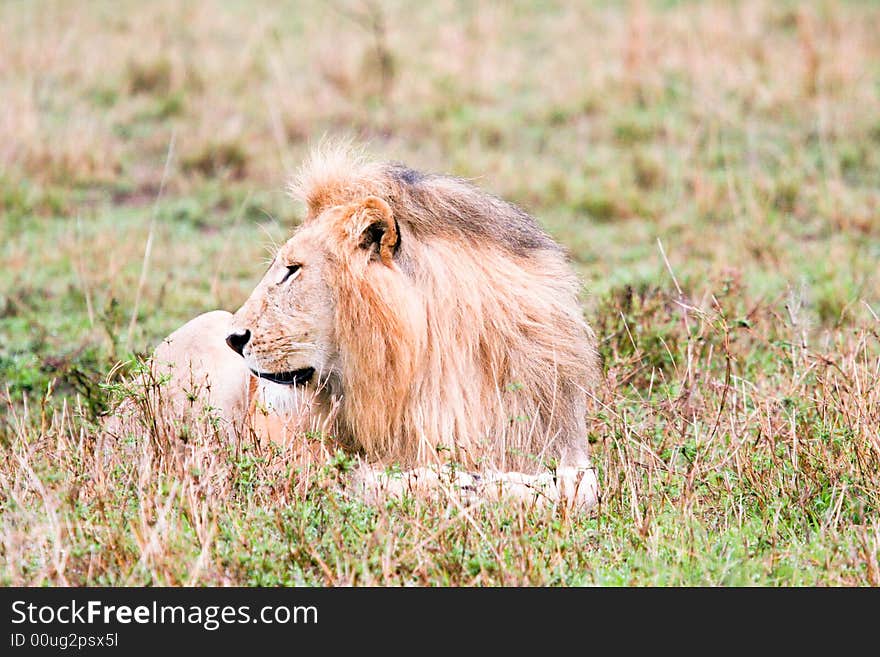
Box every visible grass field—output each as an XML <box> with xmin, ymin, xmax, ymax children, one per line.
<box><xmin>2</xmin><ymin>0</ymin><xmax>880</xmax><ymax>585</ymax></box>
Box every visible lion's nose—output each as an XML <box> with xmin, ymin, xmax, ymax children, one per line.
<box><xmin>225</xmin><ymin>329</ymin><xmax>251</xmax><ymax>356</ymax></box>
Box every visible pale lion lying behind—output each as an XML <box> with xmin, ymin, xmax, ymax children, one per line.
<box><xmin>141</xmin><ymin>145</ymin><xmax>601</xmax><ymax>511</ymax></box>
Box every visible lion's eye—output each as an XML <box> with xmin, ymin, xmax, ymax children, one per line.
<box><xmin>279</xmin><ymin>264</ymin><xmax>302</xmax><ymax>285</ymax></box>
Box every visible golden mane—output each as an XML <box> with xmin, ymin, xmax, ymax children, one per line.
<box><xmin>289</xmin><ymin>144</ymin><xmax>600</xmax><ymax>472</ymax></box>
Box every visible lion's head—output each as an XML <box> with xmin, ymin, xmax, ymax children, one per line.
<box><xmin>225</xmin><ymin>145</ymin><xmax>600</xmax><ymax>472</ymax></box>
<box><xmin>227</xmin><ymin>196</ymin><xmax>401</xmax><ymax>395</ymax></box>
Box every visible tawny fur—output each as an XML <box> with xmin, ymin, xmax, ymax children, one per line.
<box><xmin>231</xmin><ymin>143</ymin><xmax>601</xmax><ymax>472</ymax></box>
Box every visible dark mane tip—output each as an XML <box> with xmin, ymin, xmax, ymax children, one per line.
<box><xmin>387</xmin><ymin>163</ymin><xmax>425</xmax><ymax>186</ymax></box>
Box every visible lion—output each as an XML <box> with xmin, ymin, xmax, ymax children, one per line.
<box><xmin>144</xmin><ymin>144</ymin><xmax>601</xmax><ymax>509</ymax></box>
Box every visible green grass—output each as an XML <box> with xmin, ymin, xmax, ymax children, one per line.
<box><xmin>2</xmin><ymin>0</ymin><xmax>880</xmax><ymax>586</ymax></box>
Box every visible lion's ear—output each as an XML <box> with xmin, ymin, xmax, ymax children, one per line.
<box><xmin>357</xmin><ymin>196</ymin><xmax>399</xmax><ymax>267</ymax></box>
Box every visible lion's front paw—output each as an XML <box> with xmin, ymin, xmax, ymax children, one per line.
<box><xmin>348</xmin><ymin>462</ymin><xmax>599</xmax><ymax>512</ymax></box>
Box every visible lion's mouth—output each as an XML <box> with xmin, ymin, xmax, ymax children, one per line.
<box><xmin>250</xmin><ymin>367</ymin><xmax>315</xmax><ymax>386</ymax></box>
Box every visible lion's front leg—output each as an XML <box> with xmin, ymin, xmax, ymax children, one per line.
<box><xmin>350</xmin><ymin>461</ymin><xmax>599</xmax><ymax>511</ymax></box>
<box><xmin>478</xmin><ymin>466</ymin><xmax>600</xmax><ymax>510</ymax></box>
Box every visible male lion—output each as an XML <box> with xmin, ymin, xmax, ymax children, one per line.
<box><xmin>148</xmin><ymin>145</ymin><xmax>601</xmax><ymax>509</ymax></box>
